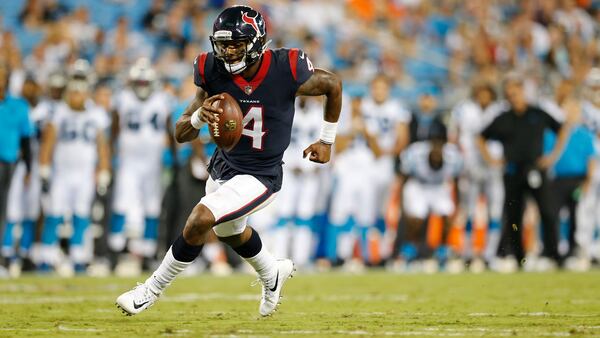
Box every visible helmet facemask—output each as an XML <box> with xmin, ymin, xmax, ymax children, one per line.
<box><xmin>210</xmin><ymin>31</ymin><xmax>268</xmax><ymax>75</ymax></box>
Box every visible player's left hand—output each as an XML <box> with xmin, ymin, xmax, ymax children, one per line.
<box><xmin>303</xmin><ymin>141</ymin><xmax>332</xmax><ymax>163</ymax></box>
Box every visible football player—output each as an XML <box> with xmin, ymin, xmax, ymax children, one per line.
<box><xmin>327</xmin><ymin>96</ymin><xmax>378</xmax><ymax>271</ymax></box>
<box><xmin>108</xmin><ymin>59</ymin><xmax>174</xmax><ymax>266</ymax></box>
<box><xmin>272</xmin><ymin>96</ymin><xmax>323</xmax><ymax>270</ymax></box>
<box><xmin>397</xmin><ymin>126</ymin><xmax>463</xmax><ymax>272</ymax></box>
<box><xmin>1</xmin><ymin>71</ymin><xmax>66</xmax><ymax>275</ymax></box>
<box><xmin>361</xmin><ymin>75</ymin><xmax>410</xmax><ymax>261</ymax></box>
<box><xmin>38</xmin><ymin>66</ymin><xmax>110</xmax><ymax>273</ymax></box>
<box><xmin>448</xmin><ymin>82</ymin><xmax>505</xmax><ymax>270</ymax></box>
<box><xmin>576</xmin><ymin>68</ymin><xmax>600</xmax><ymax>269</ymax></box>
<box><xmin>116</xmin><ymin>6</ymin><xmax>342</xmax><ymax>316</ymax></box>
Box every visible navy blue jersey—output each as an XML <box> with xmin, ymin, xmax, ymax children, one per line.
<box><xmin>194</xmin><ymin>48</ymin><xmax>314</xmax><ymax>177</ymax></box>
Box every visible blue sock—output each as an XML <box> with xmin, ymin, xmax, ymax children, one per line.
<box><xmin>275</xmin><ymin>217</ymin><xmax>290</xmax><ymax>229</ymax></box>
<box><xmin>559</xmin><ymin>218</ymin><xmax>570</xmax><ymax>243</ymax></box>
<box><xmin>19</xmin><ymin>220</ymin><xmax>35</xmax><ymax>254</ymax></box>
<box><xmin>41</xmin><ymin>216</ymin><xmax>62</xmax><ymax>245</ymax></box>
<box><xmin>489</xmin><ymin>219</ymin><xmax>501</xmax><ymax>231</ymax></box>
<box><xmin>325</xmin><ymin>224</ymin><xmax>338</xmax><ymax>261</ymax></box>
<box><xmin>465</xmin><ymin>218</ymin><xmax>473</xmax><ymax>235</ymax></box>
<box><xmin>2</xmin><ymin>222</ymin><xmax>15</xmax><ymax>253</ymax></box>
<box><xmin>358</xmin><ymin>227</ymin><xmax>370</xmax><ymax>262</ymax></box>
<box><xmin>296</xmin><ymin>217</ymin><xmax>313</xmax><ymax>230</ymax></box>
<box><xmin>435</xmin><ymin>245</ymin><xmax>449</xmax><ymax>261</ymax></box>
<box><xmin>401</xmin><ymin>243</ymin><xmax>418</xmax><ymax>261</ymax></box>
<box><xmin>71</xmin><ymin>215</ymin><xmax>90</xmax><ymax>246</ymax></box>
<box><xmin>313</xmin><ymin>214</ymin><xmax>328</xmax><ymax>258</ymax></box>
<box><xmin>143</xmin><ymin>217</ymin><xmax>159</xmax><ymax>240</ymax></box>
<box><xmin>375</xmin><ymin>218</ymin><xmax>386</xmax><ymax>233</ymax></box>
<box><xmin>110</xmin><ymin>213</ymin><xmax>126</xmax><ymax>234</ymax></box>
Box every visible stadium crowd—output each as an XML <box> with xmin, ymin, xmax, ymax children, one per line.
<box><xmin>1</xmin><ymin>0</ymin><xmax>600</xmax><ymax>277</ymax></box>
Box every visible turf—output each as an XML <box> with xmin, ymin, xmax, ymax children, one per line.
<box><xmin>0</xmin><ymin>271</ymin><xmax>599</xmax><ymax>337</ymax></box>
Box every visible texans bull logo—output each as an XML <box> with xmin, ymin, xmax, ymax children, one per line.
<box><xmin>241</xmin><ymin>12</ymin><xmax>260</xmax><ymax>35</ymax></box>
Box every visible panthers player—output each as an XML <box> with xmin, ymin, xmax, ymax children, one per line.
<box><xmin>448</xmin><ymin>82</ymin><xmax>505</xmax><ymax>270</ymax></box>
<box><xmin>361</xmin><ymin>75</ymin><xmax>410</xmax><ymax>261</ymax></box>
<box><xmin>1</xmin><ymin>71</ymin><xmax>67</xmax><ymax>275</ymax></box>
<box><xmin>38</xmin><ymin>72</ymin><xmax>110</xmax><ymax>273</ymax></box>
<box><xmin>398</xmin><ymin>126</ymin><xmax>462</xmax><ymax>272</ymax></box>
<box><xmin>577</xmin><ymin>68</ymin><xmax>600</xmax><ymax>268</ymax></box>
<box><xmin>108</xmin><ymin>59</ymin><xmax>173</xmax><ymax>265</ymax></box>
<box><xmin>327</xmin><ymin>96</ymin><xmax>378</xmax><ymax>271</ymax></box>
<box><xmin>116</xmin><ymin>6</ymin><xmax>341</xmax><ymax>316</ymax></box>
<box><xmin>272</xmin><ymin>96</ymin><xmax>323</xmax><ymax>270</ymax></box>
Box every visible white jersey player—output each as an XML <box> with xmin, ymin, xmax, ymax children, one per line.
<box><xmin>272</xmin><ymin>97</ymin><xmax>323</xmax><ymax>269</ymax></box>
<box><xmin>398</xmin><ymin>129</ymin><xmax>462</xmax><ymax>269</ymax></box>
<box><xmin>2</xmin><ymin>71</ymin><xmax>67</xmax><ymax>273</ymax></box>
<box><xmin>328</xmin><ymin>94</ymin><xmax>380</xmax><ymax>268</ymax></box>
<box><xmin>576</xmin><ymin>68</ymin><xmax>600</xmax><ymax>268</ymax></box>
<box><xmin>449</xmin><ymin>83</ymin><xmax>505</xmax><ymax>266</ymax></box>
<box><xmin>38</xmin><ymin>76</ymin><xmax>111</xmax><ymax>272</ymax></box>
<box><xmin>109</xmin><ymin>59</ymin><xmax>173</xmax><ymax>261</ymax></box>
<box><xmin>361</xmin><ymin>75</ymin><xmax>410</xmax><ymax>260</ymax></box>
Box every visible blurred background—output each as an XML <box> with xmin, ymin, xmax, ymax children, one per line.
<box><xmin>1</xmin><ymin>0</ymin><xmax>600</xmax><ymax>278</ymax></box>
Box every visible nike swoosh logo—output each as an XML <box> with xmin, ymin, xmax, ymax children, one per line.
<box><xmin>133</xmin><ymin>300</ymin><xmax>149</xmax><ymax>309</ymax></box>
<box><xmin>300</xmin><ymin>52</ymin><xmax>305</xmax><ymax>59</ymax></box>
<box><xmin>269</xmin><ymin>270</ymin><xmax>279</xmax><ymax>292</ymax></box>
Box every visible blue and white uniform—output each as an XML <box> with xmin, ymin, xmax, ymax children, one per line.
<box><xmin>109</xmin><ymin>88</ymin><xmax>173</xmax><ymax>257</ymax></box>
<box><xmin>578</xmin><ymin>100</ymin><xmax>600</xmax><ymax>260</ymax></box>
<box><xmin>400</xmin><ymin>141</ymin><xmax>463</xmax><ymax>219</ymax></box>
<box><xmin>271</xmin><ymin>98</ymin><xmax>322</xmax><ymax>267</ymax></box>
<box><xmin>363</xmin><ymin>97</ymin><xmax>410</xmax><ymax>221</ymax></box>
<box><xmin>449</xmin><ymin>99</ymin><xmax>505</xmax><ymax>259</ymax></box>
<box><xmin>40</xmin><ymin>102</ymin><xmax>109</xmax><ymax>267</ymax></box>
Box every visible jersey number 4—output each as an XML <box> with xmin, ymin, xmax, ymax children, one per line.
<box><xmin>242</xmin><ymin>106</ymin><xmax>266</xmax><ymax>150</ymax></box>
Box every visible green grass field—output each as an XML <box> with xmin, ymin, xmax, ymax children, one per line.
<box><xmin>1</xmin><ymin>272</ymin><xmax>599</xmax><ymax>337</ymax></box>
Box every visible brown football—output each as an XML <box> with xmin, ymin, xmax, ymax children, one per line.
<box><xmin>209</xmin><ymin>93</ymin><xmax>243</xmax><ymax>152</ymax></box>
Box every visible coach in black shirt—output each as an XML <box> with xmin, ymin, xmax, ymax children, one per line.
<box><xmin>477</xmin><ymin>75</ymin><xmax>570</xmax><ymax>267</ymax></box>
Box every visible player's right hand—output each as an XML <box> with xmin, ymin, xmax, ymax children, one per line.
<box><xmin>199</xmin><ymin>94</ymin><xmax>225</xmax><ymax>124</ymax></box>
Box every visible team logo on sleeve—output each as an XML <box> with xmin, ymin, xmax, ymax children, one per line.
<box><xmin>242</xmin><ymin>12</ymin><xmax>260</xmax><ymax>35</ymax></box>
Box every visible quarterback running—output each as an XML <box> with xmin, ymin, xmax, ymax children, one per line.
<box><xmin>116</xmin><ymin>5</ymin><xmax>342</xmax><ymax>316</ymax></box>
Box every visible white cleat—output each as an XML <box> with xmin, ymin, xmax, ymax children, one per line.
<box><xmin>116</xmin><ymin>282</ymin><xmax>159</xmax><ymax>316</ymax></box>
<box><xmin>564</xmin><ymin>256</ymin><xmax>591</xmax><ymax>272</ymax></box>
<box><xmin>258</xmin><ymin>259</ymin><xmax>295</xmax><ymax>317</ymax></box>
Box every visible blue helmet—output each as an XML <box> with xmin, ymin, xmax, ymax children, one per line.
<box><xmin>209</xmin><ymin>6</ymin><xmax>268</xmax><ymax>74</ymax></box>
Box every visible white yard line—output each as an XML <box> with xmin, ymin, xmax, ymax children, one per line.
<box><xmin>57</xmin><ymin>325</ymin><xmax>104</xmax><ymax>332</ymax></box>
<box><xmin>0</xmin><ymin>293</ymin><xmax>409</xmax><ymax>304</ymax></box>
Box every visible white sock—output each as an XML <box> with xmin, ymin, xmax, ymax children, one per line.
<box><xmin>337</xmin><ymin>231</ymin><xmax>355</xmax><ymax>261</ymax></box>
<box><xmin>463</xmin><ymin>232</ymin><xmax>473</xmax><ymax>260</ymax></box>
<box><xmin>272</xmin><ymin>227</ymin><xmax>290</xmax><ymax>259</ymax></box>
<box><xmin>292</xmin><ymin>227</ymin><xmax>312</xmax><ymax>267</ymax></box>
<box><xmin>146</xmin><ymin>247</ymin><xmax>191</xmax><ymax>295</ymax></box>
<box><xmin>244</xmin><ymin>246</ymin><xmax>277</xmax><ymax>287</ymax></box>
<box><xmin>484</xmin><ymin>229</ymin><xmax>501</xmax><ymax>262</ymax></box>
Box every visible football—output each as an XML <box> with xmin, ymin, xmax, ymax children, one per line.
<box><xmin>209</xmin><ymin>92</ymin><xmax>243</xmax><ymax>151</ymax></box>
